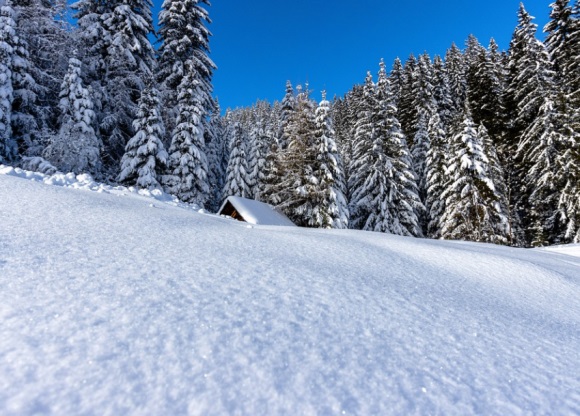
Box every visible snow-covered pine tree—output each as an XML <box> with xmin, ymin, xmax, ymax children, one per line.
<box><xmin>567</xmin><ymin>1</ymin><xmax>580</xmax><ymax>120</ymax></box>
<box><xmin>118</xmin><ymin>82</ymin><xmax>168</xmax><ymax>189</ymax></box>
<box><xmin>425</xmin><ymin>112</ymin><xmax>448</xmax><ymax>238</ymax></box>
<box><xmin>398</xmin><ymin>54</ymin><xmax>418</xmax><ymax>143</ymax></box>
<box><xmin>518</xmin><ymin>96</ymin><xmax>566</xmax><ymax>246</ymax></box>
<box><xmin>244</xmin><ymin>103</ymin><xmax>266</xmax><ymax>199</ymax></box>
<box><xmin>465</xmin><ymin>35</ymin><xmax>489</xmax><ymax>126</ymax></box>
<box><xmin>43</xmin><ymin>56</ymin><xmax>101</xmax><ymax>175</ymax></box>
<box><xmin>72</xmin><ymin>0</ymin><xmax>156</xmax><ymax>175</ymax></box>
<box><xmin>310</xmin><ymin>91</ymin><xmax>348</xmax><ymax>229</ymax></box>
<box><xmin>411</xmin><ymin>54</ymin><xmax>437</xmax><ymax>221</ymax></box>
<box><xmin>11</xmin><ymin>0</ymin><xmax>72</xmax><ymax>151</ymax></box>
<box><xmin>411</xmin><ymin>109</ymin><xmax>430</xmax><ymax>209</ymax></box>
<box><xmin>464</xmin><ymin>34</ymin><xmax>483</xmax><ymax>68</ymax></box>
<box><xmin>432</xmin><ymin>55</ymin><xmax>454</xmax><ymax>131</ymax></box>
<box><xmin>550</xmin><ymin>2</ymin><xmax>580</xmax><ymax>242</ymax></box>
<box><xmin>247</xmin><ymin>100</ymin><xmax>277</xmax><ymax>201</ymax></box>
<box><xmin>440</xmin><ymin>106</ymin><xmax>507</xmax><ymax>244</ymax></box>
<box><xmin>507</xmin><ymin>5</ymin><xmax>556</xmax><ymax>142</ymax></box>
<box><xmin>333</xmin><ymin>84</ymin><xmax>363</xmax><ymax>201</ymax></box>
<box><xmin>472</xmin><ymin>39</ymin><xmax>507</xmax><ymax>147</ymax></box>
<box><xmin>260</xmin><ymin>137</ymin><xmax>282</xmax><ymax>208</ymax></box>
<box><xmin>389</xmin><ymin>57</ymin><xmax>404</xmax><ymax>107</ymax></box>
<box><xmin>206</xmin><ymin>102</ymin><xmax>229</xmax><ymax>212</ymax></box>
<box><xmin>277</xmin><ymin>85</ymin><xmax>319</xmax><ymax>226</ymax></box>
<box><xmin>5</xmin><ymin>0</ymin><xmax>37</xmax><ymax>158</ymax></box>
<box><xmin>348</xmin><ymin>72</ymin><xmax>376</xmax><ymax>229</ymax></box>
<box><xmin>278</xmin><ymin>80</ymin><xmax>296</xmax><ymax>150</ymax></box>
<box><xmin>507</xmin><ymin>4</ymin><xmax>559</xmax><ymax>245</ymax></box>
<box><xmin>157</xmin><ymin>0</ymin><xmax>215</xmax><ymax>143</ymax></box>
<box><xmin>0</xmin><ymin>1</ymin><xmax>18</xmax><ymax>163</ymax></box>
<box><xmin>413</xmin><ymin>53</ymin><xmax>437</xmax><ymax>121</ymax></box>
<box><xmin>222</xmin><ymin>121</ymin><xmax>251</xmax><ymax>200</ymax></box>
<box><xmin>556</xmin><ymin>128</ymin><xmax>580</xmax><ymax>243</ymax></box>
<box><xmin>445</xmin><ymin>42</ymin><xmax>467</xmax><ymax>122</ymax></box>
<box><xmin>550</xmin><ymin>0</ymin><xmax>580</xmax><ymax>243</ymax></box>
<box><xmin>352</xmin><ymin>62</ymin><xmax>422</xmax><ymax>236</ymax></box>
<box><xmin>254</xmin><ymin>103</ymin><xmax>280</xmax><ymax>202</ymax></box>
<box><xmin>479</xmin><ymin>124</ymin><xmax>511</xmax><ymax>244</ymax></box>
<box><xmin>165</xmin><ymin>63</ymin><xmax>210</xmax><ymax>205</ymax></box>
<box><xmin>545</xmin><ymin>0</ymin><xmax>575</xmax><ymax>83</ymax></box>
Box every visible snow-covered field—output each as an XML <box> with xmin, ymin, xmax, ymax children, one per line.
<box><xmin>1</xmin><ymin>165</ymin><xmax>579</xmax><ymax>415</ymax></box>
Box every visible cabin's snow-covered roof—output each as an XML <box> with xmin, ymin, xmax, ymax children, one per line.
<box><xmin>219</xmin><ymin>196</ymin><xmax>296</xmax><ymax>226</ymax></box>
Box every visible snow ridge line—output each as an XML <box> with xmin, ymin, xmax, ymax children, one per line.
<box><xmin>0</xmin><ymin>164</ymin><xmax>204</xmax><ymax>213</ymax></box>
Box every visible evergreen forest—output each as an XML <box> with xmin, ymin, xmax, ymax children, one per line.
<box><xmin>1</xmin><ymin>0</ymin><xmax>579</xmax><ymax>247</ymax></box>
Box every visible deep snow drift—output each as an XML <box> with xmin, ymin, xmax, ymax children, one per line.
<box><xmin>1</xmin><ymin>166</ymin><xmax>579</xmax><ymax>415</ymax></box>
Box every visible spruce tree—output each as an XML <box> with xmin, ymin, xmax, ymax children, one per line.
<box><xmin>567</xmin><ymin>1</ymin><xmax>580</xmax><ymax>116</ymax></box>
<box><xmin>222</xmin><ymin>121</ymin><xmax>251</xmax><ymax>200</ymax></box>
<box><xmin>411</xmin><ymin>54</ymin><xmax>437</xmax><ymax>212</ymax></box>
<box><xmin>432</xmin><ymin>55</ymin><xmax>454</xmax><ymax>131</ymax></box>
<box><xmin>206</xmin><ymin>103</ymin><xmax>229</xmax><ymax>212</ymax></box>
<box><xmin>413</xmin><ymin>53</ymin><xmax>437</xmax><ymax>121</ymax></box>
<box><xmin>43</xmin><ymin>57</ymin><xmax>101</xmax><ymax>175</ymax></box>
<box><xmin>6</xmin><ymin>0</ymin><xmax>37</xmax><ymax>157</ymax></box>
<box><xmin>244</xmin><ymin>102</ymin><xmax>270</xmax><ymax>200</ymax></box>
<box><xmin>351</xmin><ymin>63</ymin><xmax>422</xmax><ymax>236</ymax></box>
<box><xmin>440</xmin><ymin>106</ymin><xmax>507</xmax><ymax>244</ymax></box>
<box><xmin>0</xmin><ymin>2</ymin><xmax>18</xmax><ymax>163</ymax></box>
<box><xmin>545</xmin><ymin>0</ymin><xmax>575</xmax><ymax>82</ymax></box>
<box><xmin>507</xmin><ymin>4</ymin><xmax>559</xmax><ymax>244</ymax></box>
<box><xmin>277</xmin><ymin>86</ymin><xmax>319</xmax><ymax>226</ymax></box>
<box><xmin>412</xmin><ymin>110</ymin><xmax>430</xmax><ymax>209</ymax></box>
<box><xmin>311</xmin><ymin>91</ymin><xmax>349</xmax><ymax>229</ymax></box>
<box><xmin>72</xmin><ymin>0</ymin><xmax>156</xmax><ymax>174</ymax></box>
<box><xmin>556</xmin><ymin>130</ymin><xmax>580</xmax><ymax>243</ymax></box>
<box><xmin>398</xmin><ymin>54</ymin><xmax>418</xmax><ymax>142</ymax></box>
<box><xmin>165</xmin><ymin>63</ymin><xmax>210</xmax><ymax>205</ymax></box>
<box><xmin>118</xmin><ymin>83</ymin><xmax>168</xmax><ymax>189</ymax></box>
<box><xmin>260</xmin><ymin>139</ymin><xmax>283</xmax><ymax>208</ymax></box>
<box><xmin>157</xmin><ymin>0</ymin><xmax>215</xmax><ymax>141</ymax></box>
<box><xmin>507</xmin><ymin>5</ymin><xmax>556</xmax><ymax>136</ymax></box>
<box><xmin>479</xmin><ymin>124</ymin><xmax>511</xmax><ymax>243</ymax></box>
<box><xmin>278</xmin><ymin>80</ymin><xmax>296</xmax><ymax>150</ymax></box>
<box><xmin>12</xmin><ymin>0</ymin><xmax>72</xmax><ymax>150</ymax></box>
<box><xmin>348</xmin><ymin>72</ymin><xmax>375</xmax><ymax>229</ymax></box>
<box><xmin>389</xmin><ymin>57</ymin><xmax>404</xmax><ymax>107</ymax></box>
<box><xmin>518</xmin><ymin>96</ymin><xmax>566</xmax><ymax>246</ymax></box>
<box><xmin>247</xmin><ymin>101</ymin><xmax>276</xmax><ymax>201</ymax></box>
<box><xmin>473</xmin><ymin>39</ymin><xmax>507</xmax><ymax>146</ymax></box>
<box><xmin>333</xmin><ymin>84</ymin><xmax>363</xmax><ymax>199</ymax></box>
<box><xmin>425</xmin><ymin>112</ymin><xmax>448</xmax><ymax>238</ymax></box>
<box><xmin>445</xmin><ymin>42</ymin><xmax>467</xmax><ymax>120</ymax></box>
<box><xmin>465</xmin><ymin>35</ymin><xmax>489</xmax><ymax>128</ymax></box>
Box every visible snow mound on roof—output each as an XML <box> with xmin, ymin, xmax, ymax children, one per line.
<box><xmin>1</xmin><ymin>166</ymin><xmax>579</xmax><ymax>415</ymax></box>
<box><xmin>220</xmin><ymin>196</ymin><xmax>296</xmax><ymax>226</ymax></box>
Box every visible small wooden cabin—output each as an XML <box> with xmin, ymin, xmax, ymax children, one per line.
<box><xmin>218</xmin><ymin>196</ymin><xmax>296</xmax><ymax>226</ymax></box>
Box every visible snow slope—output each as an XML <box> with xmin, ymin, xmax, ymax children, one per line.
<box><xmin>1</xmin><ymin>167</ymin><xmax>579</xmax><ymax>415</ymax></box>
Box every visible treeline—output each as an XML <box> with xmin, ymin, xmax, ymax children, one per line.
<box><xmin>0</xmin><ymin>0</ymin><xmax>579</xmax><ymax>247</ymax></box>
<box><xmin>218</xmin><ymin>2</ymin><xmax>580</xmax><ymax>247</ymax></box>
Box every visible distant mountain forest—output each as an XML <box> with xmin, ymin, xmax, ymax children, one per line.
<box><xmin>0</xmin><ymin>0</ymin><xmax>579</xmax><ymax>247</ymax></box>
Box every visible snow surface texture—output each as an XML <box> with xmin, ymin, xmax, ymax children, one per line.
<box><xmin>1</xmin><ymin>165</ymin><xmax>579</xmax><ymax>415</ymax></box>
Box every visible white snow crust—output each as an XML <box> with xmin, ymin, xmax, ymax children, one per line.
<box><xmin>1</xmin><ymin>165</ymin><xmax>579</xmax><ymax>415</ymax></box>
<box><xmin>540</xmin><ymin>243</ymin><xmax>580</xmax><ymax>258</ymax></box>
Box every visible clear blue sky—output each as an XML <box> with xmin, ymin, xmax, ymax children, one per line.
<box><xmin>155</xmin><ymin>0</ymin><xmax>552</xmax><ymax>111</ymax></box>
